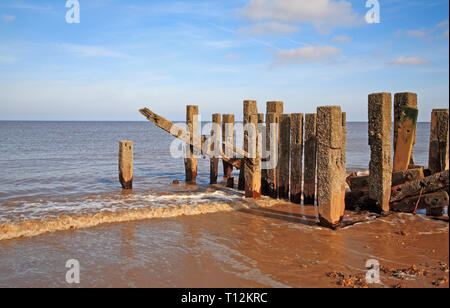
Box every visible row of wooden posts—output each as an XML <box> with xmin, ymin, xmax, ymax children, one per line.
<box><xmin>118</xmin><ymin>93</ymin><xmax>449</xmax><ymax>229</ymax></box>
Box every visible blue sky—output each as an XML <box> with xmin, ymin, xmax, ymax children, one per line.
<box><xmin>0</xmin><ymin>0</ymin><xmax>448</xmax><ymax>121</ymax></box>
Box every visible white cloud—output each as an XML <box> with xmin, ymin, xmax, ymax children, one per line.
<box><xmin>273</xmin><ymin>45</ymin><xmax>342</xmax><ymax>66</ymax></box>
<box><xmin>59</xmin><ymin>44</ymin><xmax>129</xmax><ymax>58</ymax></box>
<box><xmin>388</xmin><ymin>56</ymin><xmax>431</xmax><ymax>66</ymax></box>
<box><xmin>406</xmin><ymin>30</ymin><xmax>428</xmax><ymax>39</ymax></box>
<box><xmin>239</xmin><ymin>0</ymin><xmax>362</xmax><ymax>32</ymax></box>
<box><xmin>1</xmin><ymin>14</ymin><xmax>16</xmax><ymax>22</ymax></box>
<box><xmin>332</xmin><ymin>35</ymin><xmax>351</xmax><ymax>44</ymax></box>
<box><xmin>437</xmin><ymin>20</ymin><xmax>449</xmax><ymax>28</ymax></box>
<box><xmin>238</xmin><ymin>21</ymin><xmax>299</xmax><ymax>35</ymax></box>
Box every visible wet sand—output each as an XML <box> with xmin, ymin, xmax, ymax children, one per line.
<box><xmin>0</xmin><ymin>202</ymin><xmax>448</xmax><ymax>288</ymax></box>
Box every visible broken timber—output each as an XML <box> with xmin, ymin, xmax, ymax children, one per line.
<box><xmin>393</xmin><ymin>106</ymin><xmax>418</xmax><ymax>172</ymax></box>
<box><xmin>139</xmin><ymin>108</ymin><xmax>247</xmax><ymax>169</ymax></box>
<box><xmin>390</xmin><ymin>191</ymin><xmax>449</xmax><ymax>213</ymax></box>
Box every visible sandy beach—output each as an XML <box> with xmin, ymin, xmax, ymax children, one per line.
<box><xmin>1</xmin><ymin>200</ymin><xmax>448</xmax><ymax>288</ymax></box>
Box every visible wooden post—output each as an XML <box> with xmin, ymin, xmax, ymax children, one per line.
<box><xmin>185</xmin><ymin>105</ymin><xmax>199</xmax><ymax>183</ymax></box>
<box><xmin>368</xmin><ymin>93</ymin><xmax>392</xmax><ymax>212</ymax></box>
<box><xmin>304</xmin><ymin>113</ymin><xmax>317</xmax><ymax>205</ymax></box>
<box><xmin>316</xmin><ymin>106</ymin><xmax>346</xmax><ymax>228</ymax></box>
<box><xmin>277</xmin><ymin>114</ymin><xmax>291</xmax><ymax>199</ymax></box>
<box><xmin>267</xmin><ymin>101</ymin><xmax>284</xmax><ymax>114</ymax></box>
<box><xmin>244</xmin><ymin>114</ymin><xmax>262</xmax><ymax>198</ymax></box>
<box><xmin>290</xmin><ymin>113</ymin><xmax>304</xmax><ymax>204</ymax></box>
<box><xmin>239</xmin><ymin>100</ymin><xmax>258</xmax><ymax>190</ymax></box>
<box><xmin>393</xmin><ymin>106</ymin><xmax>418</xmax><ymax>172</ymax></box>
<box><xmin>119</xmin><ymin>141</ymin><xmax>133</xmax><ymax>189</ymax></box>
<box><xmin>394</xmin><ymin>93</ymin><xmax>417</xmax><ymax>165</ymax></box>
<box><xmin>428</xmin><ymin>109</ymin><xmax>449</xmax><ymax>174</ymax></box>
<box><xmin>222</xmin><ymin>114</ymin><xmax>235</xmax><ymax>185</ymax></box>
<box><xmin>262</xmin><ymin>113</ymin><xmax>279</xmax><ymax>198</ymax></box>
<box><xmin>210</xmin><ymin>113</ymin><xmax>221</xmax><ymax>184</ymax></box>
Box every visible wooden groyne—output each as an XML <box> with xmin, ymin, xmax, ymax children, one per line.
<box><xmin>136</xmin><ymin>93</ymin><xmax>449</xmax><ymax>229</ymax></box>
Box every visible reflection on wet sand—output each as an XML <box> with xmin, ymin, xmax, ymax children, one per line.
<box><xmin>0</xmin><ymin>202</ymin><xmax>448</xmax><ymax>288</ymax></box>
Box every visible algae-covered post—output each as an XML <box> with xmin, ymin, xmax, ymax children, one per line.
<box><xmin>290</xmin><ymin>113</ymin><xmax>304</xmax><ymax>204</ymax></box>
<box><xmin>222</xmin><ymin>114</ymin><xmax>235</xmax><ymax>186</ymax></box>
<box><xmin>262</xmin><ymin>112</ymin><xmax>279</xmax><ymax>198</ymax></box>
<box><xmin>119</xmin><ymin>141</ymin><xmax>133</xmax><ymax>189</ymax></box>
<box><xmin>210</xmin><ymin>113</ymin><xmax>221</xmax><ymax>185</ymax></box>
<box><xmin>428</xmin><ymin>109</ymin><xmax>449</xmax><ymax>174</ymax></box>
<box><xmin>316</xmin><ymin>106</ymin><xmax>346</xmax><ymax>228</ymax></box>
<box><xmin>238</xmin><ymin>100</ymin><xmax>258</xmax><ymax>190</ymax></box>
<box><xmin>185</xmin><ymin>105</ymin><xmax>199</xmax><ymax>183</ymax></box>
<box><xmin>368</xmin><ymin>93</ymin><xmax>392</xmax><ymax>213</ymax></box>
<box><xmin>393</xmin><ymin>93</ymin><xmax>418</xmax><ymax>172</ymax></box>
<box><xmin>244</xmin><ymin>114</ymin><xmax>262</xmax><ymax>199</ymax></box>
<box><xmin>394</xmin><ymin>93</ymin><xmax>418</xmax><ymax>165</ymax></box>
<box><xmin>303</xmin><ymin>113</ymin><xmax>317</xmax><ymax>205</ymax></box>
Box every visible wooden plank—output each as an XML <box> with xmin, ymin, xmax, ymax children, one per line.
<box><xmin>119</xmin><ymin>141</ymin><xmax>133</xmax><ymax>189</ymax></box>
<box><xmin>185</xmin><ymin>105</ymin><xmax>199</xmax><ymax>183</ymax></box>
<box><xmin>210</xmin><ymin>113</ymin><xmax>221</xmax><ymax>184</ymax></box>
<box><xmin>239</xmin><ymin>100</ymin><xmax>258</xmax><ymax>190</ymax></box>
<box><xmin>262</xmin><ymin>113</ymin><xmax>279</xmax><ymax>198</ymax></box>
<box><xmin>244</xmin><ymin>114</ymin><xmax>261</xmax><ymax>198</ymax></box>
<box><xmin>394</xmin><ymin>93</ymin><xmax>417</xmax><ymax>164</ymax></box>
<box><xmin>290</xmin><ymin>113</ymin><xmax>304</xmax><ymax>204</ymax></box>
<box><xmin>390</xmin><ymin>191</ymin><xmax>449</xmax><ymax>213</ymax></box>
<box><xmin>429</xmin><ymin>109</ymin><xmax>449</xmax><ymax>174</ymax></box>
<box><xmin>393</xmin><ymin>107</ymin><xmax>418</xmax><ymax>172</ymax></box>
<box><xmin>368</xmin><ymin>93</ymin><xmax>392</xmax><ymax>212</ymax></box>
<box><xmin>303</xmin><ymin>113</ymin><xmax>317</xmax><ymax>204</ymax></box>
<box><xmin>277</xmin><ymin>114</ymin><xmax>291</xmax><ymax>199</ymax></box>
<box><xmin>390</xmin><ymin>169</ymin><xmax>449</xmax><ymax>202</ymax></box>
<box><xmin>222</xmin><ymin>114</ymin><xmax>235</xmax><ymax>184</ymax></box>
<box><xmin>139</xmin><ymin>108</ymin><xmax>244</xmax><ymax>168</ymax></box>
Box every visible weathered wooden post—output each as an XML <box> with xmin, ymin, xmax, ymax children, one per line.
<box><xmin>267</xmin><ymin>101</ymin><xmax>284</xmax><ymax>114</ymax></box>
<box><xmin>262</xmin><ymin>113</ymin><xmax>279</xmax><ymax>198</ymax></box>
<box><xmin>303</xmin><ymin>114</ymin><xmax>317</xmax><ymax>205</ymax></box>
<box><xmin>210</xmin><ymin>113</ymin><xmax>221</xmax><ymax>184</ymax></box>
<box><xmin>222</xmin><ymin>114</ymin><xmax>235</xmax><ymax>186</ymax></box>
<box><xmin>238</xmin><ymin>100</ymin><xmax>258</xmax><ymax>190</ymax></box>
<box><xmin>262</xmin><ymin>102</ymin><xmax>283</xmax><ymax>198</ymax></box>
<box><xmin>368</xmin><ymin>93</ymin><xmax>392</xmax><ymax>213</ymax></box>
<box><xmin>119</xmin><ymin>141</ymin><xmax>133</xmax><ymax>189</ymax></box>
<box><xmin>428</xmin><ymin>109</ymin><xmax>449</xmax><ymax>174</ymax></box>
<box><xmin>316</xmin><ymin>107</ymin><xmax>346</xmax><ymax>228</ymax></box>
<box><xmin>393</xmin><ymin>93</ymin><xmax>418</xmax><ymax>172</ymax></box>
<box><xmin>290</xmin><ymin>113</ymin><xmax>304</xmax><ymax>204</ymax></box>
<box><xmin>244</xmin><ymin>114</ymin><xmax>262</xmax><ymax>198</ymax></box>
<box><xmin>277</xmin><ymin>114</ymin><xmax>291</xmax><ymax>199</ymax></box>
<box><xmin>185</xmin><ymin>105</ymin><xmax>199</xmax><ymax>183</ymax></box>
<box><xmin>394</xmin><ymin>93</ymin><xmax>417</xmax><ymax>165</ymax></box>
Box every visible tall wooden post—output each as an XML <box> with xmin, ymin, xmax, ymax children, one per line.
<box><xmin>185</xmin><ymin>105</ymin><xmax>199</xmax><ymax>183</ymax></box>
<box><xmin>244</xmin><ymin>114</ymin><xmax>262</xmax><ymax>198</ymax></box>
<box><xmin>210</xmin><ymin>113</ymin><xmax>221</xmax><ymax>184</ymax></box>
<box><xmin>316</xmin><ymin>107</ymin><xmax>346</xmax><ymax>228</ymax></box>
<box><xmin>238</xmin><ymin>100</ymin><xmax>258</xmax><ymax>190</ymax></box>
<box><xmin>290</xmin><ymin>113</ymin><xmax>304</xmax><ymax>204</ymax></box>
<box><xmin>428</xmin><ymin>109</ymin><xmax>449</xmax><ymax>174</ymax></box>
<box><xmin>119</xmin><ymin>141</ymin><xmax>133</xmax><ymax>189</ymax></box>
<box><xmin>222</xmin><ymin>114</ymin><xmax>235</xmax><ymax>185</ymax></box>
<box><xmin>303</xmin><ymin>114</ymin><xmax>317</xmax><ymax>205</ymax></box>
<box><xmin>262</xmin><ymin>113</ymin><xmax>279</xmax><ymax>198</ymax></box>
<box><xmin>277</xmin><ymin>114</ymin><xmax>291</xmax><ymax>199</ymax></box>
<box><xmin>394</xmin><ymin>93</ymin><xmax>417</xmax><ymax>165</ymax></box>
<box><xmin>368</xmin><ymin>93</ymin><xmax>393</xmax><ymax>213</ymax></box>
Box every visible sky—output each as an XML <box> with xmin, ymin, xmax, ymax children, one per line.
<box><xmin>0</xmin><ymin>0</ymin><xmax>448</xmax><ymax>121</ymax></box>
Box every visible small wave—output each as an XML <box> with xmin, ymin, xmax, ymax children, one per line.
<box><xmin>0</xmin><ymin>193</ymin><xmax>278</xmax><ymax>241</ymax></box>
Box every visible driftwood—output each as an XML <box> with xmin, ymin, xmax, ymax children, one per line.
<box><xmin>347</xmin><ymin>167</ymin><xmax>424</xmax><ymax>192</ymax></box>
<box><xmin>390</xmin><ymin>170</ymin><xmax>449</xmax><ymax>202</ymax></box>
<box><xmin>139</xmin><ymin>108</ymin><xmax>245</xmax><ymax>169</ymax></box>
<box><xmin>390</xmin><ymin>191</ymin><xmax>449</xmax><ymax>213</ymax></box>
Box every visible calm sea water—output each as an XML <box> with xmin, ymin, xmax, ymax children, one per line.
<box><xmin>0</xmin><ymin>121</ymin><xmax>431</xmax><ymax>238</ymax></box>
